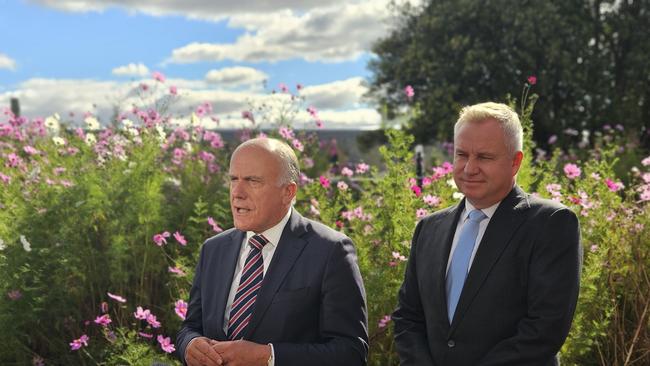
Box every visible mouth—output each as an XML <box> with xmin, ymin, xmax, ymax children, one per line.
<box><xmin>233</xmin><ymin>206</ymin><xmax>252</xmax><ymax>214</ymax></box>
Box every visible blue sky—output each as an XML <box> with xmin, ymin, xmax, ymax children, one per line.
<box><xmin>0</xmin><ymin>0</ymin><xmax>417</xmax><ymax>129</ymax></box>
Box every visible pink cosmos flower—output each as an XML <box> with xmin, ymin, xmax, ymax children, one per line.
<box><xmin>527</xmin><ymin>76</ymin><xmax>537</xmax><ymax>85</ymax></box>
<box><xmin>590</xmin><ymin>244</ymin><xmax>598</xmax><ymax>253</ymax></box>
<box><xmin>279</xmin><ymin>83</ymin><xmax>289</xmax><ymax>93</ymax></box>
<box><xmin>169</xmin><ymin>85</ymin><xmax>178</xmax><ymax>95</ymax></box>
<box><xmin>410</xmin><ymin>185</ymin><xmax>422</xmax><ymax>197</ymax></box>
<box><xmin>605</xmin><ymin>178</ymin><xmax>624</xmax><ymax>192</ymax></box>
<box><xmin>341</xmin><ymin>167</ymin><xmax>354</xmax><ymax>177</ymax></box>
<box><xmin>134</xmin><ymin>306</ymin><xmax>151</xmax><ymax>320</ymax></box>
<box><xmin>640</xmin><ymin>188</ymin><xmax>650</xmax><ymax>202</ymax></box>
<box><xmin>175</xmin><ymin>299</ymin><xmax>188</xmax><ymax>320</ymax></box>
<box><xmin>319</xmin><ymin>176</ymin><xmax>330</xmax><ymax>188</ymax></box>
<box><xmin>152</xmin><ymin>71</ymin><xmax>166</xmax><ymax>83</ymax></box>
<box><xmin>7</xmin><ymin>290</ymin><xmax>22</xmax><ymax>300</ymax></box>
<box><xmin>337</xmin><ymin>181</ymin><xmax>348</xmax><ymax>191</ymax></box>
<box><xmin>0</xmin><ymin>173</ymin><xmax>10</xmax><ymax>184</ymax></box>
<box><xmin>69</xmin><ymin>335</ymin><xmax>89</xmax><ymax>351</ymax></box>
<box><xmin>423</xmin><ymin>194</ymin><xmax>441</xmax><ymax>207</ymax></box>
<box><xmin>168</xmin><ymin>266</ymin><xmax>186</xmax><ymax>276</ymax></box>
<box><xmin>404</xmin><ymin>85</ymin><xmax>414</xmax><ymax>100</ymax></box>
<box><xmin>101</xmin><ymin>301</ymin><xmax>109</xmax><ymax>313</ymax></box>
<box><xmin>291</xmin><ymin>139</ymin><xmax>304</xmax><ymax>152</ymax></box>
<box><xmin>153</xmin><ymin>231</ymin><xmax>171</xmax><ymax>246</ymax></box>
<box><xmin>157</xmin><ymin>335</ymin><xmax>176</xmax><ymax>353</ymax></box>
<box><xmin>138</xmin><ymin>332</ymin><xmax>153</xmax><ymax>339</ymax></box>
<box><xmin>23</xmin><ymin>146</ymin><xmax>39</xmax><ymax>155</ymax></box>
<box><xmin>107</xmin><ymin>292</ymin><xmax>127</xmax><ymax>303</ymax></box>
<box><xmin>641</xmin><ymin>156</ymin><xmax>650</xmax><ymax>166</ymax></box>
<box><xmin>416</xmin><ymin>208</ymin><xmax>428</xmax><ymax>219</ymax></box>
<box><xmin>146</xmin><ymin>313</ymin><xmax>161</xmax><ymax>328</ymax></box>
<box><xmin>241</xmin><ymin>110</ymin><xmax>255</xmax><ymax>124</ymax></box>
<box><xmin>548</xmin><ymin>135</ymin><xmax>557</xmax><ymax>144</ymax></box>
<box><xmin>94</xmin><ymin>314</ymin><xmax>111</xmax><ymax>327</ymax></box>
<box><xmin>279</xmin><ymin>126</ymin><xmax>294</xmax><ymax>140</ymax></box>
<box><xmin>378</xmin><ymin>315</ymin><xmax>391</xmax><ymax>328</ymax></box>
<box><xmin>563</xmin><ymin>164</ymin><xmax>581</xmax><ymax>179</ymax></box>
<box><xmin>296</xmin><ymin>83</ymin><xmax>303</xmax><ymax>90</ymax></box>
<box><xmin>207</xmin><ymin>217</ymin><xmax>223</xmax><ymax>233</ymax></box>
<box><xmin>356</xmin><ymin>163</ymin><xmax>369</xmax><ymax>174</ymax></box>
<box><xmin>173</xmin><ymin>231</ymin><xmax>187</xmax><ymax>246</ymax></box>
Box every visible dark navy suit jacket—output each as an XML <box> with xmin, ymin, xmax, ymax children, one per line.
<box><xmin>393</xmin><ymin>186</ymin><xmax>582</xmax><ymax>366</ymax></box>
<box><xmin>177</xmin><ymin>210</ymin><xmax>368</xmax><ymax>365</ymax></box>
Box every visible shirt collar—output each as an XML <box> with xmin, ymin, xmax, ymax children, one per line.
<box><xmin>463</xmin><ymin>200</ymin><xmax>500</xmax><ymax>221</ymax></box>
<box><xmin>245</xmin><ymin>207</ymin><xmax>292</xmax><ymax>248</ymax></box>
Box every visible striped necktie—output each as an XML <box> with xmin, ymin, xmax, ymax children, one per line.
<box><xmin>227</xmin><ymin>234</ymin><xmax>269</xmax><ymax>340</ymax></box>
<box><xmin>446</xmin><ymin>209</ymin><xmax>487</xmax><ymax>322</ymax></box>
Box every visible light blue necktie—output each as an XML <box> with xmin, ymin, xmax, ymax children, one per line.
<box><xmin>446</xmin><ymin>209</ymin><xmax>487</xmax><ymax>322</ymax></box>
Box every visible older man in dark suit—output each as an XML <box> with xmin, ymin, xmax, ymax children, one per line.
<box><xmin>178</xmin><ymin>138</ymin><xmax>368</xmax><ymax>366</ymax></box>
<box><xmin>393</xmin><ymin>102</ymin><xmax>582</xmax><ymax>365</ymax></box>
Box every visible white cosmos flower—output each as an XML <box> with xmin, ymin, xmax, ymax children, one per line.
<box><xmin>84</xmin><ymin>116</ymin><xmax>100</xmax><ymax>130</ymax></box>
<box><xmin>20</xmin><ymin>235</ymin><xmax>31</xmax><ymax>252</ymax></box>
<box><xmin>85</xmin><ymin>133</ymin><xmax>97</xmax><ymax>146</ymax></box>
<box><xmin>52</xmin><ymin>137</ymin><xmax>65</xmax><ymax>146</ymax></box>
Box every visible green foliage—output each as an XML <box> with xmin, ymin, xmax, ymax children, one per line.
<box><xmin>369</xmin><ymin>0</ymin><xmax>650</xmax><ymax>149</ymax></box>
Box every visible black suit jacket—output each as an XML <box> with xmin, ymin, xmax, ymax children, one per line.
<box><xmin>393</xmin><ymin>186</ymin><xmax>582</xmax><ymax>366</ymax></box>
<box><xmin>177</xmin><ymin>210</ymin><xmax>368</xmax><ymax>365</ymax></box>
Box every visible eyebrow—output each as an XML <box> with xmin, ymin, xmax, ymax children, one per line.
<box><xmin>229</xmin><ymin>174</ymin><xmax>264</xmax><ymax>180</ymax></box>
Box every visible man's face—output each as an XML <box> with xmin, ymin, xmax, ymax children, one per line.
<box><xmin>229</xmin><ymin>145</ymin><xmax>296</xmax><ymax>233</ymax></box>
<box><xmin>452</xmin><ymin>118</ymin><xmax>523</xmax><ymax>209</ymax></box>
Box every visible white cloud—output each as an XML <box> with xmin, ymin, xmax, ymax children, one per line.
<box><xmin>0</xmin><ymin>76</ymin><xmax>379</xmax><ymax>129</ymax></box>
<box><xmin>112</xmin><ymin>63</ymin><xmax>149</xmax><ymax>77</ymax></box>
<box><xmin>301</xmin><ymin>77</ymin><xmax>367</xmax><ymax>109</ymax></box>
<box><xmin>168</xmin><ymin>2</ymin><xmax>393</xmax><ymax>63</ymax></box>
<box><xmin>0</xmin><ymin>53</ymin><xmax>17</xmax><ymax>71</ymax></box>
<box><xmin>205</xmin><ymin>66</ymin><xmax>268</xmax><ymax>89</ymax></box>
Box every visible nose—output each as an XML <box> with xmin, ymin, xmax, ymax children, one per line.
<box><xmin>464</xmin><ymin>157</ymin><xmax>479</xmax><ymax>175</ymax></box>
<box><xmin>230</xmin><ymin>180</ymin><xmax>246</xmax><ymax>199</ymax></box>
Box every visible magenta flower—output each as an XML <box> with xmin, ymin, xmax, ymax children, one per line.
<box><xmin>134</xmin><ymin>306</ymin><xmax>151</xmax><ymax>320</ymax></box>
<box><xmin>69</xmin><ymin>335</ymin><xmax>89</xmax><ymax>351</ymax></box>
<box><xmin>378</xmin><ymin>315</ymin><xmax>391</xmax><ymax>328</ymax></box>
<box><xmin>207</xmin><ymin>217</ymin><xmax>223</xmax><ymax>233</ymax></box>
<box><xmin>168</xmin><ymin>266</ymin><xmax>186</xmax><ymax>276</ymax></box>
<box><xmin>563</xmin><ymin>164</ymin><xmax>581</xmax><ymax>179</ymax></box>
<box><xmin>152</xmin><ymin>231</ymin><xmax>171</xmax><ymax>246</ymax></box>
<box><xmin>279</xmin><ymin>126</ymin><xmax>295</xmax><ymax>140</ymax></box>
<box><xmin>107</xmin><ymin>292</ymin><xmax>127</xmax><ymax>303</ymax></box>
<box><xmin>173</xmin><ymin>231</ymin><xmax>187</xmax><ymax>246</ymax></box>
<box><xmin>94</xmin><ymin>314</ymin><xmax>111</xmax><ymax>327</ymax></box>
<box><xmin>527</xmin><ymin>76</ymin><xmax>537</xmax><ymax>85</ymax></box>
<box><xmin>169</xmin><ymin>85</ymin><xmax>177</xmax><ymax>95</ymax></box>
<box><xmin>175</xmin><ymin>299</ymin><xmax>188</xmax><ymax>320</ymax></box>
<box><xmin>423</xmin><ymin>194</ymin><xmax>441</xmax><ymax>207</ymax></box>
<box><xmin>306</xmin><ymin>106</ymin><xmax>318</xmax><ymax>118</ymax></box>
<box><xmin>157</xmin><ymin>335</ymin><xmax>176</xmax><ymax>353</ymax></box>
<box><xmin>404</xmin><ymin>85</ymin><xmax>414</xmax><ymax>100</ymax></box>
<box><xmin>152</xmin><ymin>71</ymin><xmax>166</xmax><ymax>83</ymax></box>
<box><xmin>291</xmin><ymin>139</ymin><xmax>304</xmax><ymax>152</ymax></box>
<box><xmin>410</xmin><ymin>185</ymin><xmax>422</xmax><ymax>197</ymax></box>
<box><xmin>605</xmin><ymin>178</ymin><xmax>624</xmax><ymax>192</ymax></box>
<box><xmin>319</xmin><ymin>176</ymin><xmax>331</xmax><ymax>188</ymax></box>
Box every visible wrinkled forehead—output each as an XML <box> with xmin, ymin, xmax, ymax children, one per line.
<box><xmin>229</xmin><ymin>144</ymin><xmax>282</xmax><ymax>174</ymax></box>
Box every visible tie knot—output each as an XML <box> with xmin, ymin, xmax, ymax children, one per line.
<box><xmin>249</xmin><ymin>234</ymin><xmax>269</xmax><ymax>250</ymax></box>
<box><xmin>467</xmin><ymin>209</ymin><xmax>487</xmax><ymax>223</ymax></box>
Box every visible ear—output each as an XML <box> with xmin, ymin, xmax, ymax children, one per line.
<box><xmin>282</xmin><ymin>182</ymin><xmax>298</xmax><ymax>205</ymax></box>
<box><xmin>512</xmin><ymin>151</ymin><xmax>524</xmax><ymax>176</ymax></box>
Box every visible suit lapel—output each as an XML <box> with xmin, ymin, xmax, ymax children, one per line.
<box><xmin>432</xmin><ymin>203</ymin><xmax>464</xmax><ymax>327</ymax></box>
<box><xmin>449</xmin><ymin>187</ymin><xmax>529</xmax><ymax>330</ymax></box>
<box><xmin>245</xmin><ymin>209</ymin><xmax>308</xmax><ymax>338</ymax></box>
<box><xmin>212</xmin><ymin>229</ymin><xmax>245</xmax><ymax>339</ymax></box>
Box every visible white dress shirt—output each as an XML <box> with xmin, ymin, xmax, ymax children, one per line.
<box><xmin>445</xmin><ymin>201</ymin><xmax>500</xmax><ymax>275</ymax></box>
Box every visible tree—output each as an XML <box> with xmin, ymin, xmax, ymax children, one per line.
<box><xmin>368</xmin><ymin>0</ymin><xmax>650</xmax><ymax>148</ymax></box>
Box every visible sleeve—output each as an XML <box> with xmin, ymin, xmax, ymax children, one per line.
<box><xmin>272</xmin><ymin>238</ymin><xmax>369</xmax><ymax>366</ymax></box>
<box><xmin>176</xmin><ymin>242</ymin><xmax>207</xmax><ymax>364</ymax></box>
<box><xmin>478</xmin><ymin>207</ymin><xmax>583</xmax><ymax>366</ymax></box>
<box><xmin>392</xmin><ymin>219</ymin><xmax>437</xmax><ymax>365</ymax></box>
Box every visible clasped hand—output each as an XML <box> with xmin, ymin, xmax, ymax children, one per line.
<box><xmin>186</xmin><ymin>337</ymin><xmax>270</xmax><ymax>366</ymax></box>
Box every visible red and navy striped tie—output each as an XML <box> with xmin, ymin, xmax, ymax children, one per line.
<box><xmin>227</xmin><ymin>234</ymin><xmax>269</xmax><ymax>340</ymax></box>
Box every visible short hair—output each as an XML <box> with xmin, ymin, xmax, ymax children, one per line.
<box><xmin>233</xmin><ymin>137</ymin><xmax>300</xmax><ymax>186</ymax></box>
<box><xmin>454</xmin><ymin>102</ymin><xmax>523</xmax><ymax>154</ymax></box>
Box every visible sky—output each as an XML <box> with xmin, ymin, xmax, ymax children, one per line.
<box><xmin>0</xmin><ymin>0</ymin><xmax>419</xmax><ymax>130</ymax></box>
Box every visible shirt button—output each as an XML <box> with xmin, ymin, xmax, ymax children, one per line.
<box><xmin>447</xmin><ymin>340</ymin><xmax>455</xmax><ymax>348</ymax></box>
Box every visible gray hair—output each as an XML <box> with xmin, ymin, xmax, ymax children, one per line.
<box><xmin>233</xmin><ymin>137</ymin><xmax>300</xmax><ymax>186</ymax></box>
<box><xmin>454</xmin><ymin>102</ymin><xmax>523</xmax><ymax>154</ymax></box>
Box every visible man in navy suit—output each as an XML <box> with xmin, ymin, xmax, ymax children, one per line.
<box><xmin>177</xmin><ymin>138</ymin><xmax>368</xmax><ymax>366</ymax></box>
<box><xmin>393</xmin><ymin>102</ymin><xmax>582</xmax><ymax>365</ymax></box>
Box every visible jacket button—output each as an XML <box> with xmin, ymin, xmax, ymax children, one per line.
<box><xmin>447</xmin><ymin>340</ymin><xmax>455</xmax><ymax>348</ymax></box>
